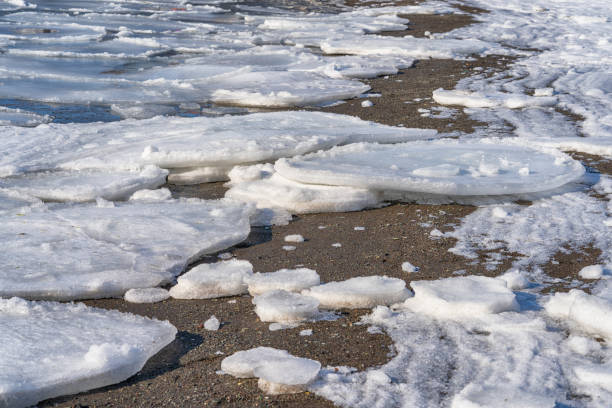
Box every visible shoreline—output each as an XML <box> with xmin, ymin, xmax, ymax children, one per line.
<box><xmin>40</xmin><ymin>2</ymin><xmax>611</xmax><ymax>407</ymax></box>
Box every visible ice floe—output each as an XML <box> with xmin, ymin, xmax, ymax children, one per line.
<box><xmin>252</xmin><ymin>290</ymin><xmax>320</xmax><ymax>323</ymax></box>
<box><xmin>245</xmin><ymin>268</ymin><xmax>320</xmax><ymax>296</ymax></box>
<box><xmin>302</xmin><ymin>276</ymin><xmax>411</xmax><ymax>309</ymax></box>
<box><xmin>169</xmin><ymin>259</ymin><xmax>253</xmax><ymax>300</ymax></box>
<box><xmin>0</xmin><ymin>297</ymin><xmax>176</xmax><ymax>408</ymax></box>
<box><xmin>0</xmin><ymin>198</ymin><xmax>252</xmax><ymax>300</ymax></box>
<box><xmin>275</xmin><ymin>140</ymin><xmax>585</xmax><ymax>196</ymax></box>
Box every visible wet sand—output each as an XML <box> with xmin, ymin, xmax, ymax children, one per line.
<box><xmin>40</xmin><ymin>2</ymin><xmax>611</xmax><ymax>407</ymax></box>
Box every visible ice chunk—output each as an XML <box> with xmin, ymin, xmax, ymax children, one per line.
<box><xmin>0</xmin><ymin>297</ymin><xmax>176</xmax><ymax>408</ymax></box>
<box><xmin>401</xmin><ymin>261</ymin><xmax>419</xmax><ymax>273</ymax></box>
<box><xmin>275</xmin><ymin>141</ymin><xmax>585</xmax><ymax>196</ymax></box>
<box><xmin>252</xmin><ymin>290</ymin><xmax>320</xmax><ymax>323</ymax></box>
<box><xmin>579</xmin><ymin>265</ymin><xmax>605</xmax><ymax>279</ymax></box>
<box><xmin>255</xmin><ymin>357</ymin><xmax>321</xmax><ymax>395</ymax></box>
<box><xmin>167</xmin><ymin>166</ymin><xmax>233</xmax><ymax>185</ymax></box>
<box><xmin>300</xmin><ymin>329</ymin><xmax>313</xmax><ymax>336</ymax></box>
<box><xmin>0</xmin><ymin>166</ymin><xmax>168</xmax><ymax>202</ymax></box>
<box><xmin>0</xmin><ymin>199</ymin><xmax>251</xmax><ymax>300</ymax></box>
<box><xmin>221</xmin><ymin>347</ymin><xmax>293</xmax><ymax>378</ymax></box>
<box><xmin>284</xmin><ymin>234</ymin><xmax>305</xmax><ymax>243</ymax></box>
<box><xmin>498</xmin><ymin>269</ymin><xmax>530</xmax><ymax>290</ymax></box>
<box><xmin>129</xmin><ymin>188</ymin><xmax>172</xmax><ymax>202</ymax></box>
<box><xmin>433</xmin><ymin>89</ymin><xmax>558</xmax><ymax>109</ymax></box>
<box><xmin>226</xmin><ymin>171</ymin><xmax>382</xmax><ymax>214</ymax></box>
<box><xmin>321</xmin><ymin>36</ymin><xmax>491</xmax><ymax>59</ymax></box>
<box><xmin>169</xmin><ymin>259</ymin><xmax>253</xmax><ymax>300</ymax></box>
<box><xmin>124</xmin><ymin>288</ymin><xmax>170</xmax><ymax>304</ymax></box>
<box><xmin>404</xmin><ymin>276</ymin><xmax>519</xmax><ymax>318</ymax></box>
<box><xmin>545</xmin><ymin>289</ymin><xmax>612</xmax><ymax>340</ymax></box>
<box><xmin>204</xmin><ymin>315</ymin><xmax>220</xmax><ymax>331</ymax></box>
<box><xmin>361</xmin><ymin>100</ymin><xmax>373</xmax><ymax>108</ymax></box>
<box><xmin>302</xmin><ymin>276</ymin><xmax>411</xmax><ymax>309</ymax></box>
<box><xmin>245</xmin><ymin>268</ymin><xmax>320</xmax><ymax>296</ymax></box>
<box><xmin>110</xmin><ymin>104</ymin><xmax>175</xmax><ymax>120</ymax></box>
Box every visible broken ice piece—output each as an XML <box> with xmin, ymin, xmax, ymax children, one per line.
<box><xmin>401</xmin><ymin>261</ymin><xmax>419</xmax><ymax>273</ymax></box>
<box><xmin>579</xmin><ymin>265</ymin><xmax>605</xmax><ymax>280</ymax></box>
<box><xmin>404</xmin><ymin>276</ymin><xmax>519</xmax><ymax>319</ymax></box>
<box><xmin>0</xmin><ymin>297</ymin><xmax>176</xmax><ymax>408</ymax></box>
<box><xmin>283</xmin><ymin>245</ymin><xmax>296</xmax><ymax>251</ymax></box>
<box><xmin>169</xmin><ymin>259</ymin><xmax>253</xmax><ymax>299</ymax></box>
<box><xmin>284</xmin><ymin>234</ymin><xmax>305</xmax><ymax>243</ymax></box>
<box><xmin>252</xmin><ymin>290</ymin><xmax>320</xmax><ymax>323</ymax></box>
<box><xmin>245</xmin><ymin>268</ymin><xmax>320</xmax><ymax>296</ymax></box>
<box><xmin>124</xmin><ymin>288</ymin><xmax>170</xmax><ymax>304</ymax></box>
<box><xmin>302</xmin><ymin>276</ymin><xmax>411</xmax><ymax>309</ymax></box>
<box><xmin>204</xmin><ymin>315</ymin><xmax>220</xmax><ymax>331</ymax></box>
<box><xmin>254</xmin><ymin>357</ymin><xmax>321</xmax><ymax>395</ymax></box>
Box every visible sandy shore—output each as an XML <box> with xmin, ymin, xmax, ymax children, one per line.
<box><xmin>40</xmin><ymin>2</ymin><xmax>611</xmax><ymax>407</ymax></box>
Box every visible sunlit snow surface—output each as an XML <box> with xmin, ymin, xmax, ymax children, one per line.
<box><xmin>0</xmin><ymin>297</ymin><xmax>177</xmax><ymax>408</ymax></box>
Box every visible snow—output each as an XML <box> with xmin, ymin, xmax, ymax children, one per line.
<box><xmin>220</xmin><ymin>347</ymin><xmax>292</xmax><ymax>378</ymax></box>
<box><xmin>0</xmin><ymin>297</ymin><xmax>176</xmax><ymax>408</ymax></box>
<box><xmin>169</xmin><ymin>259</ymin><xmax>253</xmax><ymax>300</ymax></box>
<box><xmin>300</xmin><ymin>329</ymin><xmax>313</xmax><ymax>336</ymax></box>
<box><xmin>284</xmin><ymin>234</ymin><xmax>305</xmax><ymax>243</ymax></box>
<box><xmin>252</xmin><ymin>290</ymin><xmax>320</xmax><ymax>323</ymax></box>
<box><xmin>204</xmin><ymin>315</ymin><xmax>220</xmax><ymax>331</ymax></box>
<box><xmin>1</xmin><ymin>198</ymin><xmax>252</xmax><ymax>300</ymax></box>
<box><xmin>275</xmin><ymin>140</ymin><xmax>584</xmax><ymax>196</ymax></box>
<box><xmin>579</xmin><ymin>265</ymin><xmax>605</xmax><ymax>280</ymax></box>
<box><xmin>245</xmin><ymin>268</ymin><xmax>320</xmax><ymax>296</ymax></box>
<box><xmin>498</xmin><ymin>269</ymin><xmax>530</xmax><ymax>290</ymax></box>
<box><xmin>282</xmin><ymin>245</ymin><xmax>296</xmax><ymax>251</ymax></box>
<box><xmin>433</xmin><ymin>89</ymin><xmax>557</xmax><ymax>109</ymax></box>
<box><xmin>403</xmin><ymin>276</ymin><xmax>519</xmax><ymax>319</ymax></box>
<box><xmin>302</xmin><ymin>276</ymin><xmax>411</xmax><ymax>309</ymax></box>
<box><xmin>361</xmin><ymin>100</ymin><xmax>374</xmax><ymax>108</ymax></box>
<box><xmin>545</xmin><ymin>289</ymin><xmax>612</xmax><ymax>340</ymax></box>
<box><xmin>124</xmin><ymin>288</ymin><xmax>169</xmax><ymax>304</ymax></box>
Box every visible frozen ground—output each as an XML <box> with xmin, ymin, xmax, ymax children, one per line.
<box><xmin>1</xmin><ymin>0</ymin><xmax>611</xmax><ymax>406</ymax></box>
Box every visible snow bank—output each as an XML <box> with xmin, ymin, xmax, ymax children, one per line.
<box><xmin>169</xmin><ymin>259</ymin><xmax>253</xmax><ymax>300</ymax></box>
<box><xmin>245</xmin><ymin>268</ymin><xmax>320</xmax><ymax>296</ymax></box>
<box><xmin>0</xmin><ymin>297</ymin><xmax>176</xmax><ymax>408</ymax></box>
<box><xmin>302</xmin><ymin>276</ymin><xmax>411</xmax><ymax>309</ymax></box>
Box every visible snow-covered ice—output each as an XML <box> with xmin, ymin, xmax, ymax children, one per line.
<box><xmin>275</xmin><ymin>140</ymin><xmax>584</xmax><ymax>196</ymax></box>
<box><xmin>0</xmin><ymin>297</ymin><xmax>176</xmax><ymax>408</ymax></box>
<box><xmin>252</xmin><ymin>290</ymin><xmax>320</xmax><ymax>323</ymax></box>
<box><xmin>169</xmin><ymin>259</ymin><xmax>253</xmax><ymax>300</ymax></box>
<box><xmin>255</xmin><ymin>357</ymin><xmax>321</xmax><ymax>395</ymax></box>
<box><xmin>403</xmin><ymin>276</ymin><xmax>519</xmax><ymax>319</ymax></box>
<box><xmin>124</xmin><ymin>288</ymin><xmax>170</xmax><ymax>304</ymax></box>
<box><xmin>245</xmin><ymin>268</ymin><xmax>320</xmax><ymax>296</ymax></box>
<box><xmin>1</xmin><ymin>198</ymin><xmax>252</xmax><ymax>300</ymax></box>
<box><xmin>302</xmin><ymin>276</ymin><xmax>411</xmax><ymax>309</ymax></box>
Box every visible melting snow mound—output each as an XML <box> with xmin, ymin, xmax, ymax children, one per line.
<box><xmin>302</xmin><ymin>276</ymin><xmax>411</xmax><ymax>309</ymax></box>
<box><xmin>245</xmin><ymin>268</ymin><xmax>320</xmax><ymax>296</ymax></box>
<box><xmin>404</xmin><ymin>276</ymin><xmax>519</xmax><ymax>319</ymax></box>
<box><xmin>252</xmin><ymin>290</ymin><xmax>320</xmax><ymax>323</ymax></box>
<box><xmin>169</xmin><ymin>259</ymin><xmax>253</xmax><ymax>300</ymax></box>
<box><xmin>545</xmin><ymin>289</ymin><xmax>612</xmax><ymax>340</ymax></box>
<box><xmin>0</xmin><ymin>297</ymin><xmax>176</xmax><ymax>408</ymax></box>
<box><xmin>275</xmin><ymin>141</ymin><xmax>585</xmax><ymax>196</ymax></box>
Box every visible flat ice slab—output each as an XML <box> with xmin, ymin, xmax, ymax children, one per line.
<box><xmin>302</xmin><ymin>276</ymin><xmax>411</xmax><ymax>309</ymax></box>
<box><xmin>275</xmin><ymin>140</ymin><xmax>584</xmax><ymax>196</ymax></box>
<box><xmin>0</xmin><ymin>166</ymin><xmax>167</xmax><ymax>202</ymax></box>
<box><xmin>245</xmin><ymin>268</ymin><xmax>320</xmax><ymax>296</ymax></box>
<box><xmin>169</xmin><ymin>259</ymin><xmax>253</xmax><ymax>299</ymax></box>
<box><xmin>404</xmin><ymin>276</ymin><xmax>519</xmax><ymax>319</ymax></box>
<box><xmin>321</xmin><ymin>36</ymin><xmax>491</xmax><ymax>59</ymax></box>
<box><xmin>252</xmin><ymin>290</ymin><xmax>320</xmax><ymax>323</ymax></box>
<box><xmin>0</xmin><ymin>297</ymin><xmax>176</xmax><ymax>408</ymax></box>
<box><xmin>221</xmin><ymin>347</ymin><xmax>320</xmax><ymax>395</ymax></box>
<box><xmin>0</xmin><ymin>198</ymin><xmax>251</xmax><ymax>300</ymax></box>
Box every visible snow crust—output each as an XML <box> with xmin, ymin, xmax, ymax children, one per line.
<box><xmin>0</xmin><ymin>297</ymin><xmax>176</xmax><ymax>408</ymax></box>
<box><xmin>302</xmin><ymin>276</ymin><xmax>411</xmax><ymax>309</ymax></box>
<box><xmin>245</xmin><ymin>268</ymin><xmax>320</xmax><ymax>296</ymax></box>
<box><xmin>1</xmin><ymin>198</ymin><xmax>252</xmax><ymax>300</ymax></box>
<box><xmin>169</xmin><ymin>259</ymin><xmax>253</xmax><ymax>300</ymax></box>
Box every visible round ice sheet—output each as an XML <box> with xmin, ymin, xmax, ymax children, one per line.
<box><xmin>275</xmin><ymin>141</ymin><xmax>585</xmax><ymax>196</ymax></box>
